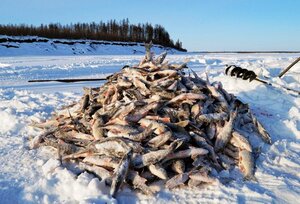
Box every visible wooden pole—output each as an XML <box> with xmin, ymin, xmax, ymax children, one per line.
<box><xmin>278</xmin><ymin>57</ymin><xmax>300</xmax><ymax>78</ymax></box>
<box><xmin>28</xmin><ymin>78</ymin><xmax>107</xmax><ymax>83</ymax></box>
<box><xmin>254</xmin><ymin>78</ymin><xmax>300</xmax><ymax>95</ymax></box>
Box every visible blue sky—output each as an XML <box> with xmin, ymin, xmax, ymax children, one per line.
<box><xmin>1</xmin><ymin>0</ymin><xmax>299</xmax><ymax>51</ymax></box>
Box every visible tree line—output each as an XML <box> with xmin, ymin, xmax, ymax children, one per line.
<box><xmin>0</xmin><ymin>19</ymin><xmax>186</xmax><ymax>51</ymax></box>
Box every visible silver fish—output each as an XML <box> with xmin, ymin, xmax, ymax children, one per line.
<box><xmin>110</xmin><ymin>150</ymin><xmax>132</xmax><ymax>197</ymax></box>
<box><xmin>206</xmin><ymin>123</ymin><xmax>216</xmax><ymax>140</ymax></box>
<box><xmin>197</xmin><ymin>112</ymin><xmax>228</xmax><ymax>123</ymax></box>
<box><xmin>125</xmin><ymin>102</ymin><xmax>161</xmax><ymax>123</ymax></box>
<box><xmin>188</xmin><ymin>169</ymin><xmax>216</xmax><ymax>183</ymax></box>
<box><xmin>190</xmin><ymin>132</ymin><xmax>220</xmax><ymax>167</ymax></box>
<box><xmin>138</xmin><ymin>118</ymin><xmax>168</xmax><ymax>134</ymax></box>
<box><xmin>171</xmin><ymin>160</ymin><xmax>185</xmax><ymax>174</ymax></box>
<box><xmin>79</xmin><ymin>162</ymin><xmax>112</xmax><ymax>179</ymax></box>
<box><xmin>148</xmin><ymin>164</ymin><xmax>168</xmax><ymax>180</ymax></box>
<box><xmin>187</xmin><ymin>178</ymin><xmax>202</xmax><ymax>188</ymax></box>
<box><xmin>30</xmin><ymin>128</ymin><xmax>56</xmax><ymax>149</ymax></box>
<box><xmin>81</xmin><ymin>92</ymin><xmax>90</xmax><ymax>113</ymax></box>
<box><xmin>238</xmin><ymin>149</ymin><xmax>257</xmax><ymax>181</ymax></box>
<box><xmin>218</xmin><ymin>153</ymin><xmax>237</xmax><ymax>169</ymax></box>
<box><xmin>165</xmin><ymin>93</ymin><xmax>206</xmax><ymax>105</ymax></box>
<box><xmin>148</xmin><ymin>131</ymin><xmax>172</xmax><ymax>148</ymax></box>
<box><xmin>83</xmin><ymin>155</ymin><xmax>120</xmax><ymax>170</ymax></box>
<box><xmin>109</xmin><ymin>124</ymin><xmax>154</xmax><ymax>142</ymax></box>
<box><xmin>165</xmin><ymin>173</ymin><xmax>189</xmax><ymax>189</ymax></box>
<box><xmin>94</xmin><ymin>138</ymin><xmax>131</xmax><ymax>157</ymax></box>
<box><xmin>127</xmin><ymin>170</ymin><xmax>154</xmax><ymax>195</ymax></box>
<box><xmin>133</xmin><ymin>140</ymin><xmax>182</xmax><ymax>168</ymax></box>
<box><xmin>206</xmin><ymin>84</ymin><xmax>229</xmax><ymax>112</ymax></box>
<box><xmin>162</xmin><ymin>147</ymin><xmax>208</xmax><ymax>162</ymax></box>
<box><xmin>250</xmin><ymin>113</ymin><xmax>272</xmax><ymax>144</ymax></box>
<box><xmin>214</xmin><ymin>110</ymin><xmax>237</xmax><ymax>152</ymax></box>
<box><xmin>132</xmin><ymin>77</ymin><xmax>151</xmax><ymax>96</ymax></box>
<box><xmin>230</xmin><ymin>131</ymin><xmax>252</xmax><ymax>152</ymax></box>
<box><xmin>155</xmin><ymin>51</ymin><xmax>167</xmax><ymax>64</ymax></box>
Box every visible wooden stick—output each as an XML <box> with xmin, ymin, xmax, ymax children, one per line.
<box><xmin>28</xmin><ymin>78</ymin><xmax>107</xmax><ymax>83</ymax></box>
<box><xmin>254</xmin><ymin>78</ymin><xmax>300</xmax><ymax>95</ymax></box>
<box><xmin>278</xmin><ymin>57</ymin><xmax>300</xmax><ymax>78</ymax></box>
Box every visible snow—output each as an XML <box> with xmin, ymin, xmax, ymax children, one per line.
<box><xmin>0</xmin><ymin>35</ymin><xmax>181</xmax><ymax>56</ymax></box>
<box><xmin>0</xmin><ymin>50</ymin><xmax>299</xmax><ymax>203</ymax></box>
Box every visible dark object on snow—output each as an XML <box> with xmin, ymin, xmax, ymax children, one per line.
<box><xmin>225</xmin><ymin>65</ymin><xmax>257</xmax><ymax>82</ymax></box>
<box><xmin>28</xmin><ymin>78</ymin><xmax>107</xmax><ymax>83</ymax></box>
<box><xmin>225</xmin><ymin>65</ymin><xmax>300</xmax><ymax>95</ymax></box>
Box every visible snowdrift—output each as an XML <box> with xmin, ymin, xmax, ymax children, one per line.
<box><xmin>0</xmin><ymin>35</ymin><xmax>183</xmax><ymax>56</ymax></box>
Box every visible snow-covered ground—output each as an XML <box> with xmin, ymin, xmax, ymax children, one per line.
<box><xmin>0</xmin><ymin>53</ymin><xmax>299</xmax><ymax>203</ymax></box>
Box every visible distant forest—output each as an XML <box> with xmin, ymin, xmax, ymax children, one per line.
<box><xmin>0</xmin><ymin>19</ymin><xmax>186</xmax><ymax>51</ymax></box>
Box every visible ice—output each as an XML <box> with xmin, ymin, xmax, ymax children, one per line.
<box><xmin>0</xmin><ymin>51</ymin><xmax>299</xmax><ymax>203</ymax></box>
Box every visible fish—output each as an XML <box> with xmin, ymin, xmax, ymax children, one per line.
<box><xmin>132</xmin><ymin>140</ymin><xmax>183</xmax><ymax>168</ymax></box>
<box><xmin>187</xmin><ymin>178</ymin><xmax>202</xmax><ymax>188</ymax></box>
<box><xmin>188</xmin><ymin>67</ymin><xmax>207</xmax><ymax>86</ymax></box>
<box><xmin>132</xmin><ymin>77</ymin><xmax>151</xmax><ymax>96</ymax></box>
<box><xmin>117</xmin><ymin>77</ymin><xmax>133</xmax><ymax>88</ymax></box>
<box><xmin>165</xmin><ymin>173</ymin><xmax>189</xmax><ymax>189</ymax></box>
<box><xmin>218</xmin><ymin>153</ymin><xmax>237</xmax><ymax>169</ymax></box>
<box><xmin>148</xmin><ymin>131</ymin><xmax>172</xmax><ymax>148</ymax></box>
<box><xmin>94</xmin><ymin>138</ymin><xmax>131</xmax><ymax>157</ymax></box>
<box><xmin>197</xmin><ymin>112</ymin><xmax>228</xmax><ymax>123</ymax></box>
<box><xmin>230</xmin><ymin>131</ymin><xmax>252</xmax><ymax>152</ymax></box>
<box><xmin>29</xmin><ymin>119</ymin><xmax>60</xmax><ymax>129</ymax></box>
<box><xmin>188</xmin><ymin>169</ymin><xmax>216</xmax><ymax>183</ymax></box>
<box><xmin>154</xmin><ymin>51</ymin><xmax>168</xmax><ymax>65</ymax></box>
<box><xmin>181</xmin><ymin>75</ymin><xmax>201</xmax><ymax>92</ymax></box>
<box><xmin>206</xmin><ymin>123</ymin><xmax>216</xmax><ymax>140</ymax></box>
<box><xmin>138</xmin><ymin>118</ymin><xmax>168</xmax><ymax>134</ymax></box>
<box><xmin>110</xmin><ymin>150</ymin><xmax>132</xmax><ymax>197</ymax></box>
<box><xmin>206</xmin><ymin>84</ymin><xmax>229</xmax><ymax>112</ymax></box>
<box><xmin>81</xmin><ymin>91</ymin><xmax>90</xmax><ymax>113</ymax></box>
<box><xmin>148</xmin><ymin>164</ymin><xmax>168</xmax><ymax>180</ymax></box>
<box><xmin>250</xmin><ymin>113</ymin><xmax>272</xmax><ymax>144</ymax></box>
<box><xmin>191</xmin><ymin>103</ymin><xmax>202</xmax><ymax>119</ymax></box>
<box><xmin>79</xmin><ymin>162</ymin><xmax>112</xmax><ymax>180</ymax></box>
<box><xmin>167</xmin><ymin>80</ymin><xmax>178</xmax><ymax>91</ymax></box>
<box><xmin>223</xmin><ymin>147</ymin><xmax>239</xmax><ymax>160</ymax></box>
<box><xmin>238</xmin><ymin>149</ymin><xmax>257</xmax><ymax>181</ymax></box>
<box><xmin>102</xmin><ymin>124</ymin><xmax>139</xmax><ymax>135</ymax></box>
<box><xmin>43</xmin><ymin>137</ymin><xmax>80</xmax><ymax>156</ymax></box>
<box><xmin>30</xmin><ymin>128</ymin><xmax>56</xmax><ymax>149</ymax></box>
<box><xmin>109</xmin><ymin>124</ymin><xmax>154</xmax><ymax>142</ymax></box>
<box><xmin>214</xmin><ymin>110</ymin><xmax>237</xmax><ymax>152</ymax></box>
<box><xmin>125</xmin><ymin>101</ymin><xmax>161</xmax><ymax>123</ymax></box>
<box><xmin>190</xmin><ymin>132</ymin><xmax>220</xmax><ymax>167</ymax></box>
<box><xmin>55</xmin><ymin>129</ymin><xmax>94</xmax><ymax>141</ymax></box>
<box><xmin>85</xmin><ymin>104</ymin><xmax>102</xmax><ymax>118</ymax></box>
<box><xmin>83</xmin><ymin>155</ymin><xmax>120</xmax><ymax>170</ymax></box>
<box><xmin>171</xmin><ymin>160</ymin><xmax>185</xmax><ymax>174</ymax></box>
<box><xmin>162</xmin><ymin>146</ymin><xmax>208</xmax><ymax>163</ymax></box>
<box><xmin>127</xmin><ymin>171</ymin><xmax>154</xmax><ymax>195</ymax></box>
<box><xmin>165</xmin><ymin>93</ymin><xmax>206</xmax><ymax>105</ymax></box>
<box><xmin>111</xmin><ymin>102</ymin><xmax>136</xmax><ymax>120</ymax></box>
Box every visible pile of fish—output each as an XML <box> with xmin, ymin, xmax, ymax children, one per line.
<box><xmin>30</xmin><ymin>43</ymin><xmax>271</xmax><ymax>197</ymax></box>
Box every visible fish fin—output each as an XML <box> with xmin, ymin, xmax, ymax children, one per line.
<box><xmin>244</xmin><ymin>175</ymin><xmax>258</xmax><ymax>182</ymax></box>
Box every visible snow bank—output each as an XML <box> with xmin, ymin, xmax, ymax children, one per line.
<box><xmin>0</xmin><ymin>35</ymin><xmax>183</xmax><ymax>56</ymax></box>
